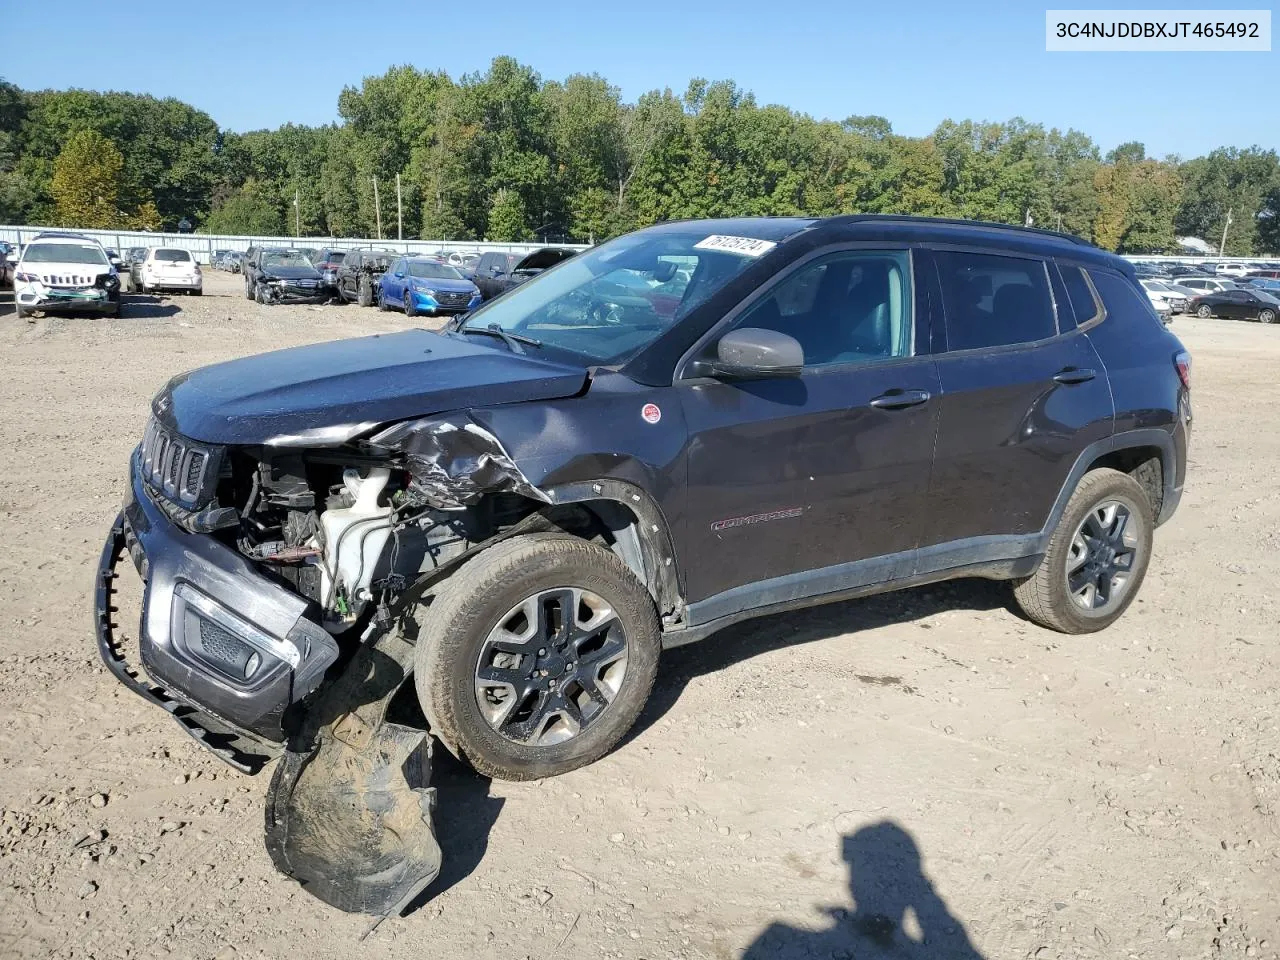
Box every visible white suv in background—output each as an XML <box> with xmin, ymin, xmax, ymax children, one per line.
<box><xmin>1214</xmin><ymin>262</ymin><xmax>1249</xmax><ymax>277</ymax></box>
<box><xmin>138</xmin><ymin>247</ymin><xmax>202</xmax><ymax>295</ymax></box>
<box><xmin>8</xmin><ymin>233</ymin><xmax>121</xmax><ymax>320</ymax></box>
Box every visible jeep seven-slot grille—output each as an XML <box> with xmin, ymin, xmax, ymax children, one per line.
<box><xmin>139</xmin><ymin>417</ymin><xmax>219</xmax><ymax>508</ymax></box>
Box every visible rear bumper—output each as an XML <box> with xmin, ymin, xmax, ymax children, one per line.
<box><xmin>94</xmin><ymin>453</ymin><xmax>338</xmax><ymax>765</ymax></box>
<box><xmin>145</xmin><ymin>277</ymin><xmax>202</xmax><ymax>291</ymax></box>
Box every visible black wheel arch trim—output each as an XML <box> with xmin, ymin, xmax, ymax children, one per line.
<box><xmin>1039</xmin><ymin>427</ymin><xmax>1181</xmax><ymax>540</ymax></box>
<box><xmin>542</xmin><ymin>479</ymin><xmax>684</xmax><ymax>624</ymax></box>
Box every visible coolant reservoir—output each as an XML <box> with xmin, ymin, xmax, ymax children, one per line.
<box><xmin>318</xmin><ymin>468</ymin><xmax>393</xmax><ymax>607</ymax></box>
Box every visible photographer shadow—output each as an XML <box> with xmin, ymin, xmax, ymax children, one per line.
<box><xmin>742</xmin><ymin>821</ymin><xmax>985</xmax><ymax>960</ymax></box>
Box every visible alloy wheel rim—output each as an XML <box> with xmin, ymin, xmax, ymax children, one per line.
<box><xmin>1064</xmin><ymin>499</ymin><xmax>1141</xmax><ymax>613</ymax></box>
<box><xmin>474</xmin><ymin>587</ymin><xmax>628</xmax><ymax>746</ymax></box>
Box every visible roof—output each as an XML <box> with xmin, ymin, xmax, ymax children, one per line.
<box><xmin>635</xmin><ymin>214</ymin><xmax>1121</xmax><ymax>268</ymax></box>
<box><xmin>28</xmin><ymin>232</ymin><xmax>103</xmax><ymax>245</ymax></box>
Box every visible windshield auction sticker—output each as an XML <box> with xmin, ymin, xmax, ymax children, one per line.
<box><xmin>693</xmin><ymin>235</ymin><xmax>778</xmax><ymax>257</ymax></box>
<box><xmin>1047</xmin><ymin>9</ymin><xmax>1271</xmax><ymax>50</ymax></box>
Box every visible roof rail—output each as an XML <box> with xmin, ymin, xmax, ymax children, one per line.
<box><xmin>827</xmin><ymin>214</ymin><xmax>1091</xmax><ymax>246</ymax></box>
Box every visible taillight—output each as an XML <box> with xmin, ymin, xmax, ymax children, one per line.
<box><xmin>1174</xmin><ymin>350</ymin><xmax>1191</xmax><ymax>390</ymax></box>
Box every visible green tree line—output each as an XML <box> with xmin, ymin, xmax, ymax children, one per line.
<box><xmin>2</xmin><ymin>60</ymin><xmax>1278</xmax><ymax>253</ymax></box>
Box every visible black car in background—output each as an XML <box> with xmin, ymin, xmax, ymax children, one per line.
<box><xmin>473</xmin><ymin>247</ymin><xmax>578</xmax><ymax>300</ymax></box>
<box><xmin>96</xmin><ymin>214</ymin><xmax>1190</xmax><ymax>916</ymax></box>
<box><xmin>242</xmin><ymin>247</ymin><xmax>326</xmax><ymax>304</ymax></box>
<box><xmin>335</xmin><ymin>247</ymin><xmax>399</xmax><ymax>306</ymax></box>
<box><xmin>470</xmin><ymin>251</ymin><xmax>521</xmax><ymax>299</ymax></box>
<box><xmin>1189</xmin><ymin>287</ymin><xmax>1280</xmax><ymax>323</ymax></box>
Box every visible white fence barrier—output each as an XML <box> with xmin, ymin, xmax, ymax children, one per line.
<box><xmin>0</xmin><ymin>225</ymin><xmax>589</xmax><ymax>264</ymax></box>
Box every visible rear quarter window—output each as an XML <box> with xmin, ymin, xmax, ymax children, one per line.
<box><xmin>1059</xmin><ymin>264</ymin><xmax>1103</xmax><ymax>326</ymax></box>
<box><xmin>1088</xmin><ymin>270</ymin><xmax>1164</xmax><ymax>328</ymax></box>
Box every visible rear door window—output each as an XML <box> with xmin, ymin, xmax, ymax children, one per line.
<box><xmin>935</xmin><ymin>250</ymin><xmax>1057</xmax><ymax>350</ymax></box>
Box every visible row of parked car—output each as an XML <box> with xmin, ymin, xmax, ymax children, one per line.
<box><xmin>1138</xmin><ymin>270</ymin><xmax>1280</xmax><ymax>324</ymax></box>
<box><xmin>230</xmin><ymin>244</ymin><xmax>579</xmax><ymax>313</ymax></box>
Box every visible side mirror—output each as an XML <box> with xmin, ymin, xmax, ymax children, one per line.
<box><xmin>4</xmin><ymin>254</ymin><xmax>16</xmax><ymax>264</ymax></box>
<box><xmin>689</xmin><ymin>327</ymin><xmax>804</xmax><ymax>379</ymax></box>
<box><xmin>394</xmin><ymin>271</ymin><xmax>404</xmax><ymax>278</ymax></box>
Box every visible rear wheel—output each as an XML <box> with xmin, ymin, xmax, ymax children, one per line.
<box><xmin>411</xmin><ymin>534</ymin><xmax>661</xmax><ymax>781</ymax></box>
<box><xmin>1260</xmin><ymin>308</ymin><xmax>1277</xmax><ymax>324</ymax></box>
<box><xmin>1013</xmin><ymin>468</ymin><xmax>1153</xmax><ymax>634</ymax></box>
<box><xmin>1196</xmin><ymin>304</ymin><xmax>1212</xmax><ymax>318</ymax></box>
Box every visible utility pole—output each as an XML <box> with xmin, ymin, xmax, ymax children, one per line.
<box><xmin>1219</xmin><ymin>208</ymin><xmax>1233</xmax><ymax>257</ymax></box>
<box><xmin>372</xmin><ymin>177</ymin><xmax>382</xmax><ymax>240</ymax></box>
<box><xmin>1057</xmin><ymin>212</ymin><xmax>1063</xmax><ymax>232</ymax></box>
<box><xmin>395</xmin><ymin>173</ymin><xmax>403</xmax><ymax>241</ymax></box>
<box><xmin>294</xmin><ymin>187</ymin><xmax>300</xmax><ymax>238</ymax></box>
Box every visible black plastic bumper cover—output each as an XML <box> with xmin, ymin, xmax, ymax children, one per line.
<box><xmin>94</xmin><ymin>455</ymin><xmax>339</xmax><ymax>753</ymax></box>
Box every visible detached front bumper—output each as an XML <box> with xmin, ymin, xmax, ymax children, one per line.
<box><xmin>94</xmin><ymin>453</ymin><xmax>338</xmax><ymax>769</ymax></box>
<box><xmin>17</xmin><ymin>281</ymin><xmax>119</xmax><ymax>314</ymax></box>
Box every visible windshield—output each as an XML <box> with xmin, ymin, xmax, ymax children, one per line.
<box><xmin>154</xmin><ymin>249</ymin><xmax>192</xmax><ymax>262</ymax></box>
<box><xmin>263</xmin><ymin>251</ymin><xmax>313</xmax><ymax>268</ymax></box>
<box><xmin>461</xmin><ymin>230</ymin><xmax>766</xmax><ymax>363</ymax></box>
<box><xmin>22</xmin><ymin>242</ymin><xmax>109</xmax><ymax>265</ymax></box>
<box><xmin>408</xmin><ymin>260</ymin><xmax>463</xmax><ymax>280</ymax></box>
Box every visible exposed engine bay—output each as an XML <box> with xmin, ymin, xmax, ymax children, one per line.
<box><xmin>214</xmin><ymin>417</ymin><xmax>551</xmax><ymax>630</ymax></box>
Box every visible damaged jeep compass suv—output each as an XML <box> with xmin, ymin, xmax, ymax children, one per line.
<box><xmin>95</xmin><ymin>215</ymin><xmax>1190</xmax><ymax>914</ymax></box>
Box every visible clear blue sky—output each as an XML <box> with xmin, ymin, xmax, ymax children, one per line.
<box><xmin>5</xmin><ymin>0</ymin><xmax>1276</xmax><ymax>159</ymax></box>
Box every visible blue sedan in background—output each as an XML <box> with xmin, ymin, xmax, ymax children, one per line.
<box><xmin>378</xmin><ymin>256</ymin><xmax>481</xmax><ymax>316</ymax></box>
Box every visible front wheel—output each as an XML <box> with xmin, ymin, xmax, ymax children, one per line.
<box><xmin>411</xmin><ymin>534</ymin><xmax>661</xmax><ymax>781</ymax></box>
<box><xmin>1260</xmin><ymin>308</ymin><xmax>1277</xmax><ymax>324</ymax></box>
<box><xmin>1013</xmin><ymin>468</ymin><xmax>1154</xmax><ymax>634</ymax></box>
<box><xmin>1196</xmin><ymin>304</ymin><xmax>1212</xmax><ymax>318</ymax></box>
<box><xmin>404</xmin><ymin>289</ymin><xmax>416</xmax><ymax>317</ymax></box>
<box><xmin>244</xmin><ymin>278</ymin><xmax>254</xmax><ymax>300</ymax></box>
<box><xmin>357</xmin><ymin>277</ymin><xmax>373</xmax><ymax>307</ymax></box>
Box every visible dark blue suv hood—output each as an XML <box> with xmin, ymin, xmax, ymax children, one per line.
<box><xmin>155</xmin><ymin>329</ymin><xmax>589</xmax><ymax>444</ymax></box>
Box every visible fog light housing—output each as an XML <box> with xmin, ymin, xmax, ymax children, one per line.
<box><xmin>173</xmin><ymin>582</ymin><xmax>299</xmax><ymax>685</ymax></box>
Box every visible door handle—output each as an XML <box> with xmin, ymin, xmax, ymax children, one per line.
<box><xmin>869</xmin><ymin>389</ymin><xmax>931</xmax><ymax>410</ymax></box>
<box><xmin>1053</xmin><ymin>367</ymin><xmax>1097</xmax><ymax>385</ymax></box>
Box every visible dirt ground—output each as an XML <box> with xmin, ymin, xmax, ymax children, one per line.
<box><xmin>0</xmin><ymin>270</ymin><xmax>1278</xmax><ymax>960</ymax></box>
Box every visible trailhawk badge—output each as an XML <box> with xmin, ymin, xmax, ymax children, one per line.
<box><xmin>641</xmin><ymin>402</ymin><xmax>662</xmax><ymax>424</ymax></box>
